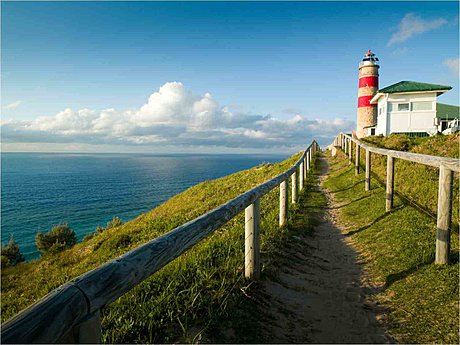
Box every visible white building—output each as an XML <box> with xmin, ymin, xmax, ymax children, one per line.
<box><xmin>367</xmin><ymin>81</ymin><xmax>457</xmax><ymax>136</ymax></box>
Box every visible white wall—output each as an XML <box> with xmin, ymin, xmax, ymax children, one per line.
<box><xmin>376</xmin><ymin>99</ymin><xmax>387</xmax><ymax>135</ymax></box>
<box><xmin>376</xmin><ymin>92</ymin><xmax>437</xmax><ymax>135</ymax></box>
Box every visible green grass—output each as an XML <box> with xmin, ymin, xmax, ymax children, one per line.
<box><xmin>204</xmin><ymin>156</ymin><xmax>327</xmax><ymax>343</ymax></box>
<box><xmin>1</xmin><ymin>151</ymin><xmax>318</xmax><ymax>343</ymax></box>
<box><xmin>361</xmin><ymin>134</ymin><xmax>459</xmax><ymax>225</ymax></box>
<box><xmin>324</xmin><ymin>150</ymin><xmax>459</xmax><ymax>344</ymax></box>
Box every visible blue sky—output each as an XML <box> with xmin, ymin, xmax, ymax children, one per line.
<box><xmin>2</xmin><ymin>1</ymin><xmax>459</xmax><ymax>152</ymax></box>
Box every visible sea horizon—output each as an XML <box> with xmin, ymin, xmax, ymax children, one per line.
<box><xmin>1</xmin><ymin>152</ymin><xmax>289</xmax><ymax>260</ymax></box>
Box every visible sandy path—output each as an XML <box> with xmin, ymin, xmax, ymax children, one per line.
<box><xmin>257</xmin><ymin>155</ymin><xmax>390</xmax><ymax>344</ymax></box>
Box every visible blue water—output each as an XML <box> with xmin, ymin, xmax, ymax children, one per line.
<box><xmin>1</xmin><ymin>153</ymin><xmax>287</xmax><ymax>260</ymax></box>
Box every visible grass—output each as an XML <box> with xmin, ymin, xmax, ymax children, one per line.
<box><xmin>1</xmin><ymin>151</ymin><xmax>317</xmax><ymax>343</ymax></box>
<box><xmin>323</xmin><ymin>148</ymin><xmax>459</xmax><ymax>344</ymax></box>
<box><xmin>204</xmin><ymin>156</ymin><xmax>327</xmax><ymax>343</ymax></box>
<box><xmin>361</xmin><ymin>133</ymin><xmax>459</xmax><ymax>225</ymax></box>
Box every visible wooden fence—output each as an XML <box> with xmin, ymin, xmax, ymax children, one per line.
<box><xmin>333</xmin><ymin>132</ymin><xmax>459</xmax><ymax>265</ymax></box>
<box><xmin>1</xmin><ymin>141</ymin><xmax>319</xmax><ymax>344</ymax></box>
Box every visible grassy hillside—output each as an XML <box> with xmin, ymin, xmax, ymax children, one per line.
<box><xmin>361</xmin><ymin>134</ymin><xmax>459</xmax><ymax>225</ymax></box>
<box><xmin>1</xmin><ymin>152</ymin><xmax>305</xmax><ymax>343</ymax></box>
<box><xmin>324</xmin><ymin>137</ymin><xmax>459</xmax><ymax>343</ymax></box>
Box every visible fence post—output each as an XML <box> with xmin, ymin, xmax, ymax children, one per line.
<box><xmin>306</xmin><ymin>150</ymin><xmax>310</xmax><ymax>172</ymax></box>
<box><xmin>299</xmin><ymin>162</ymin><xmax>304</xmax><ymax>191</ymax></box>
<box><xmin>386</xmin><ymin>156</ymin><xmax>395</xmax><ymax>212</ymax></box>
<box><xmin>435</xmin><ymin>165</ymin><xmax>453</xmax><ymax>265</ymax></box>
<box><xmin>365</xmin><ymin>149</ymin><xmax>371</xmax><ymax>191</ymax></box>
<box><xmin>355</xmin><ymin>143</ymin><xmax>360</xmax><ymax>175</ymax></box>
<box><xmin>291</xmin><ymin>171</ymin><xmax>297</xmax><ymax>204</ymax></box>
<box><xmin>245</xmin><ymin>198</ymin><xmax>260</xmax><ymax>278</ymax></box>
<box><xmin>77</xmin><ymin>310</ymin><xmax>102</xmax><ymax>343</ymax></box>
<box><xmin>348</xmin><ymin>139</ymin><xmax>352</xmax><ymax>163</ymax></box>
<box><xmin>341</xmin><ymin>134</ymin><xmax>344</xmax><ymax>150</ymax></box>
<box><xmin>279</xmin><ymin>179</ymin><xmax>288</xmax><ymax>226</ymax></box>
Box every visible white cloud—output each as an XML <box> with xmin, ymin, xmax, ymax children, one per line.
<box><xmin>443</xmin><ymin>57</ymin><xmax>459</xmax><ymax>76</ymax></box>
<box><xmin>1</xmin><ymin>82</ymin><xmax>354</xmax><ymax>151</ymax></box>
<box><xmin>391</xmin><ymin>47</ymin><xmax>409</xmax><ymax>57</ymax></box>
<box><xmin>388</xmin><ymin>13</ymin><xmax>448</xmax><ymax>46</ymax></box>
<box><xmin>4</xmin><ymin>101</ymin><xmax>21</xmax><ymax>109</ymax></box>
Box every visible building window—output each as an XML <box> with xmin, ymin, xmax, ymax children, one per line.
<box><xmin>397</xmin><ymin>103</ymin><xmax>410</xmax><ymax>111</ymax></box>
<box><xmin>412</xmin><ymin>101</ymin><xmax>432</xmax><ymax>111</ymax></box>
<box><xmin>371</xmin><ymin>128</ymin><xmax>376</xmax><ymax>135</ymax></box>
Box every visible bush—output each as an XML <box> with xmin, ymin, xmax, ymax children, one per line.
<box><xmin>36</xmin><ymin>224</ymin><xmax>77</xmax><ymax>254</ymax></box>
<box><xmin>1</xmin><ymin>235</ymin><xmax>25</xmax><ymax>268</ymax></box>
<box><xmin>96</xmin><ymin>225</ymin><xmax>105</xmax><ymax>234</ymax></box>
<box><xmin>1</xmin><ymin>255</ymin><xmax>10</xmax><ymax>269</ymax></box>
<box><xmin>83</xmin><ymin>233</ymin><xmax>96</xmax><ymax>242</ymax></box>
<box><xmin>106</xmin><ymin>216</ymin><xmax>123</xmax><ymax>229</ymax></box>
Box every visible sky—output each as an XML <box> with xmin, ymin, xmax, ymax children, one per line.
<box><xmin>1</xmin><ymin>1</ymin><xmax>459</xmax><ymax>153</ymax></box>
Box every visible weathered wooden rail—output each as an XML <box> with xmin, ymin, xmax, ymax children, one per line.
<box><xmin>1</xmin><ymin>141</ymin><xmax>319</xmax><ymax>344</ymax></box>
<box><xmin>333</xmin><ymin>132</ymin><xmax>459</xmax><ymax>265</ymax></box>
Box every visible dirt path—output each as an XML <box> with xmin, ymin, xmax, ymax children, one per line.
<box><xmin>257</xmin><ymin>154</ymin><xmax>390</xmax><ymax>343</ymax></box>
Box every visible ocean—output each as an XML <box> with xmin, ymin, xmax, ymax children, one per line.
<box><xmin>1</xmin><ymin>152</ymin><xmax>288</xmax><ymax>260</ymax></box>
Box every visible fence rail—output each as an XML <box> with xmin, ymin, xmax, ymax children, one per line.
<box><xmin>1</xmin><ymin>141</ymin><xmax>319</xmax><ymax>344</ymax></box>
<box><xmin>333</xmin><ymin>132</ymin><xmax>459</xmax><ymax>266</ymax></box>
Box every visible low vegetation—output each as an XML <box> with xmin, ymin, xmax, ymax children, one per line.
<box><xmin>1</xmin><ymin>153</ymin><xmax>307</xmax><ymax>343</ymax></box>
<box><xmin>1</xmin><ymin>235</ymin><xmax>25</xmax><ymax>268</ymax></box>
<box><xmin>361</xmin><ymin>133</ymin><xmax>459</xmax><ymax>225</ymax></box>
<box><xmin>35</xmin><ymin>224</ymin><xmax>77</xmax><ymax>255</ymax></box>
<box><xmin>84</xmin><ymin>216</ymin><xmax>125</xmax><ymax>241</ymax></box>
<box><xmin>324</xmin><ymin>145</ymin><xmax>459</xmax><ymax>343</ymax></box>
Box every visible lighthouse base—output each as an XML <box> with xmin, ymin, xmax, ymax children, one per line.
<box><xmin>356</xmin><ymin>106</ymin><xmax>377</xmax><ymax>138</ymax></box>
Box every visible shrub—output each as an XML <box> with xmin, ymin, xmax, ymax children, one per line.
<box><xmin>1</xmin><ymin>255</ymin><xmax>10</xmax><ymax>269</ymax></box>
<box><xmin>36</xmin><ymin>224</ymin><xmax>77</xmax><ymax>254</ymax></box>
<box><xmin>111</xmin><ymin>234</ymin><xmax>131</xmax><ymax>249</ymax></box>
<box><xmin>95</xmin><ymin>225</ymin><xmax>105</xmax><ymax>234</ymax></box>
<box><xmin>83</xmin><ymin>233</ymin><xmax>96</xmax><ymax>242</ymax></box>
<box><xmin>106</xmin><ymin>216</ymin><xmax>123</xmax><ymax>229</ymax></box>
<box><xmin>1</xmin><ymin>235</ymin><xmax>25</xmax><ymax>268</ymax></box>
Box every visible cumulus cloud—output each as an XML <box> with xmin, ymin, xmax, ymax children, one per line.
<box><xmin>443</xmin><ymin>57</ymin><xmax>459</xmax><ymax>76</ymax></box>
<box><xmin>2</xmin><ymin>82</ymin><xmax>354</xmax><ymax>151</ymax></box>
<box><xmin>388</xmin><ymin>13</ymin><xmax>448</xmax><ymax>46</ymax></box>
<box><xmin>4</xmin><ymin>101</ymin><xmax>21</xmax><ymax>109</ymax></box>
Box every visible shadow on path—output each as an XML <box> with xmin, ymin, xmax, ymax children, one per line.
<box><xmin>252</xmin><ymin>154</ymin><xmax>391</xmax><ymax>344</ymax></box>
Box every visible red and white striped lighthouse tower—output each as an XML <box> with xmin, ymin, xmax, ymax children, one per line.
<box><xmin>356</xmin><ymin>50</ymin><xmax>379</xmax><ymax>138</ymax></box>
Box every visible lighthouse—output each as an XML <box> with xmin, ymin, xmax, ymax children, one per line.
<box><xmin>356</xmin><ymin>50</ymin><xmax>379</xmax><ymax>138</ymax></box>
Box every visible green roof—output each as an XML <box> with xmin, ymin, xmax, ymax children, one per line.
<box><xmin>437</xmin><ymin>103</ymin><xmax>460</xmax><ymax>120</ymax></box>
<box><xmin>379</xmin><ymin>81</ymin><xmax>452</xmax><ymax>94</ymax></box>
